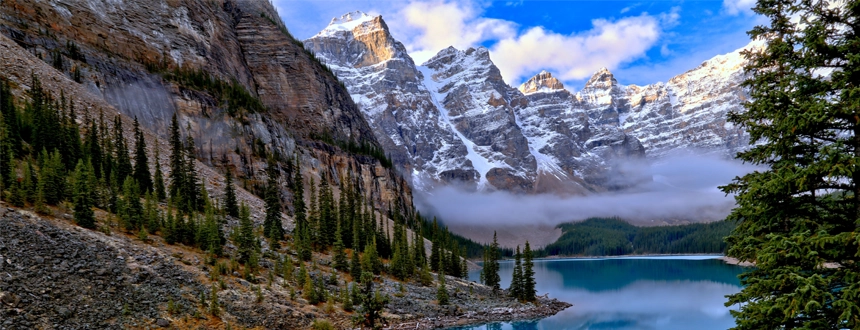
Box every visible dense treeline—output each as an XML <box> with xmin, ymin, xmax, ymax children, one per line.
<box><xmin>0</xmin><ymin>75</ymin><xmax>489</xmax><ymax>327</ymax></box>
<box><xmin>537</xmin><ymin>218</ymin><xmax>735</xmax><ymax>257</ymax></box>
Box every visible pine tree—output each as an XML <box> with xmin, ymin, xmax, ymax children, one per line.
<box><xmin>152</xmin><ymin>140</ymin><xmax>166</xmax><ymax>202</ymax></box>
<box><xmin>263</xmin><ymin>162</ymin><xmax>283</xmax><ymax>241</ymax></box>
<box><xmin>236</xmin><ymin>203</ymin><xmax>257</xmax><ymax>265</ymax></box>
<box><xmin>223</xmin><ymin>169</ymin><xmax>239</xmax><ymax>218</ymax></box>
<box><xmin>131</xmin><ymin>117</ymin><xmax>152</xmax><ymax>194</ymax></box>
<box><xmin>430</xmin><ymin>235</ymin><xmax>441</xmax><ymax>272</ymax></box>
<box><xmin>349</xmin><ymin>248</ymin><xmax>362</xmax><ymax>281</ymax></box>
<box><xmin>72</xmin><ymin>160</ymin><xmax>96</xmax><ymax>229</ymax></box>
<box><xmin>332</xmin><ymin>221</ymin><xmax>349</xmax><ymax>272</ymax></box>
<box><xmin>113</xmin><ymin>116</ymin><xmax>133</xmax><ymax>183</ymax></box>
<box><xmin>355</xmin><ymin>271</ymin><xmax>388</xmax><ymax>329</ymax></box>
<box><xmin>521</xmin><ymin>241</ymin><xmax>535</xmax><ymax>302</ymax></box>
<box><xmin>719</xmin><ymin>2</ymin><xmax>860</xmax><ymax>328</ymax></box>
<box><xmin>509</xmin><ymin>246</ymin><xmax>523</xmax><ymax>301</ymax></box>
<box><xmin>167</xmin><ymin>113</ymin><xmax>185</xmax><ymax>207</ymax></box>
<box><xmin>436</xmin><ymin>269</ymin><xmax>449</xmax><ymax>306</ymax></box>
<box><xmin>482</xmin><ymin>232</ymin><xmax>501</xmax><ymax>293</ymax></box>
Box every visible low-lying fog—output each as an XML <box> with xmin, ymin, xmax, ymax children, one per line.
<box><xmin>415</xmin><ymin>152</ymin><xmax>760</xmax><ymax>247</ymax></box>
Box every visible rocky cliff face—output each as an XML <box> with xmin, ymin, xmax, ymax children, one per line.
<box><xmin>306</xmin><ymin>13</ymin><xmax>646</xmax><ymax>194</ymax></box>
<box><xmin>0</xmin><ymin>0</ymin><xmax>411</xmax><ymax>212</ymax></box>
<box><xmin>575</xmin><ymin>44</ymin><xmax>756</xmax><ymax>158</ymax></box>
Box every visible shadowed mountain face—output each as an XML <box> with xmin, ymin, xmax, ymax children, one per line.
<box><xmin>306</xmin><ymin>12</ymin><xmax>650</xmax><ymax>195</ymax></box>
<box><xmin>0</xmin><ymin>1</ymin><xmax>413</xmax><ymax>212</ymax></box>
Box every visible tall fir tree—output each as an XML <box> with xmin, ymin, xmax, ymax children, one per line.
<box><xmin>263</xmin><ymin>162</ymin><xmax>284</xmax><ymax>241</ymax></box>
<box><xmin>152</xmin><ymin>140</ymin><xmax>166</xmax><ymax>202</ymax></box>
<box><xmin>719</xmin><ymin>1</ymin><xmax>860</xmax><ymax>328</ymax></box>
<box><xmin>521</xmin><ymin>241</ymin><xmax>535</xmax><ymax>302</ymax></box>
<box><xmin>509</xmin><ymin>246</ymin><xmax>523</xmax><ymax>300</ymax></box>
<box><xmin>72</xmin><ymin>160</ymin><xmax>96</xmax><ymax>229</ymax></box>
<box><xmin>236</xmin><ymin>203</ymin><xmax>258</xmax><ymax>265</ymax></box>
<box><xmin>223</xmin><ymin>169</ymin><xmax>239</xmax><ymax>218</ymax></box>
<box><xmin>167</xmin><ymin>113</ymin><xmax>185</xmax><ymax>207</ymax></box>
<box><xmin>482</xmin><ymin>231</ymin><xmax>501</xmax><ymax>293</ymax></box>
<box><xmin>112</xmin><ymin>116</ymin><xmax>133</xmax><ymax>183</ymax></box>
<box><xmin>131</xmin><ymin>117</ymin><xmax>152</xmax><ymax>194</ymax></box>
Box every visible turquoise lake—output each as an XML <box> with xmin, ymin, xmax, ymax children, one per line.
<box><xmin>460</xmin><ymin>256</ymin><xmax>748</xmax><ymax>330</ymax></box>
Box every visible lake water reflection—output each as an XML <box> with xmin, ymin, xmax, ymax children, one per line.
<box><xmin>459</xmin><ymin>256</ymin><xmax>747</xmax><ymax>330</ymax></box>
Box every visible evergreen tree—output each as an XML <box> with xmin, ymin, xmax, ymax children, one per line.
<box><xmin>430</xmin><ymin>235</ymin><xmax>441</xmax><ymax>272</ymax></box>
<box><xmin>436</xmin><ymin>269</ymin><xmax>449</xmax><ymax>306</ymax></box>
<box><xmin>167</xmin><ymin>113</ymin><xmax>185</xmax><ymax>207</ymax></box>
<box><xmin>509</xmin><ymin>246</ymin><xmax>523</xmax><ymax>300</ymax></box>
<box><xmin>120</xmin><ymin>176</ymin><xmax>142</xmax><ymax>231</ymax></box>
<box><xmin>236</xmin><ymin>203</ymin><xmax>257</xmax><ymax>265</ymax></box>
<box><xmin>72</xmin><ymin>160</ymin><xmax>96</xmax><ymax>229</ymax></box>
<box><xmin>152</xmin><ymin>140</ymin><xmax>166</xmax><ymax>202</ymax></box>
<box><xmin>482</xmin><ymin>232</ymin><xmax>501</xmax><ymax>293</ymax></box>
<box><xmin>0</xmin><ymin>79</ymin><xmax>21</xmax><ymax>160</ymax></box>
<box><xmin>355</xmin><ymin>272</ymin><xmax>388</xmax><ymax>329</ymax></box>
<box><xmin>223</xmin><ymin>169</ymin><xmax>239</xmax><ymax>218</ymax></box>
<box><xmin>350</xmin><ymin>248</ymin><xmax>362</xmax><ymax>280</ymax></box>
<box><xmin>183</xmin><ymin>129</ymin><xmax>202</xmax><ymax>212</ymax></box>
<box><xmin>720</xmin><ymin>1</ymin><xmax>860</xmax><ymax>328</ymax></box>
<box><xmin>131</xmin><ymin>117</ymin><xmax>152</xmax><ymax>194</ymax></box>
<box><xmin>113</xmin><ymin>116</ymin><xmax>133</xmax><ymax>183</ymax></box>
<box><xmin>521</xmin><ymin>241</ymin><xmax>535</xmax><ymax>302</ymax></box>
<box><xmin>333</xmin><ymin>221</ymin><xmax>349</xmax><ymax>272</ymax></box>
<box><xmin>361</xmin><ymin>238</ymin><xmax>382</xmax><ymax>275</ymax></box>
<box><xmin>263</xmin><ymin>162</ymin><xmax>284</xmax><ymax>241</ymax></box>
<box><xmin>84</xmin><ymin>120</ymin><xmax>102</xmax><ymax>180</ymax></box>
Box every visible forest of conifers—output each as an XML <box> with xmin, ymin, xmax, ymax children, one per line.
<box><xmin>536</xmin><ymin>218</ymin><xmax>734</xmax><ymax>257</ymax></box>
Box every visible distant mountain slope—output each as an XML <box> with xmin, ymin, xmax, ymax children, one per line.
<box><xmin>306</xmin><ymin>12</ymin><xmax>645</xmax><ymax>194</ymax></box>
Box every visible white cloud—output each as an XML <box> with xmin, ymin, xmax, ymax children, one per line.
<box><xmin>490</xmin><ymin>14</ymin><xmax>663</xmax><ymax>83</ymax></box>
<box><xmin>395</xmin><ymin>0</ymin><xmax>517</xmax><ymax>64</ymax></box>
<box><xmin>723</xmin><ymin>0</ymin><xmax>756</xmax><ymax>15</ymax></box>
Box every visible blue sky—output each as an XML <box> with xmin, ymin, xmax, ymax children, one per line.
<box><xmin>273</xmin><ymin>0</ymin><xmax>765</xmax><ymax>89</ymax></box>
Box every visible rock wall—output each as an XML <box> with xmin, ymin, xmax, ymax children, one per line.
<box><xmin>0</xmin><ymin>0</ymin><xmax>411</xmax><ymax>214</ymax></box>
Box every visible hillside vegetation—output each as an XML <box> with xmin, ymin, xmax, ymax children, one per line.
<box><xmin>537</xmin><ymin>218</ymin><xmax>734</xmax><ymax>257</ymax></box>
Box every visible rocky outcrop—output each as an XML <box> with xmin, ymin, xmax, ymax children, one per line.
<box><xmin>307</xmin><ymin>13</ymin><xmax>645</xmax><ymax>194</ymax></box>
<box><xmin>574</xmin><ymin>44</ymin><xmax>757</xmax><ymax>158</ymax></box>
<box><xmin>0</xmin><ymin>0</ymin><xmax>411</xmax><ymax>213</ymax></box>
<box><xmin>304</xmin><ymin>12</ymin><xmax>472</xmax><ymax>190</ymax></box>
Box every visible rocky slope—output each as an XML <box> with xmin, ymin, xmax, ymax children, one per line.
<box><xmin>0</xmin><ymin>0</ymin><xmax>411</xmax><ymax>214</ymax></box>
<box><xmin>0</xmin><ymin>202</ymin><xmax>570</xmax><ymax>330</ymax></box>
<box><xmin>306</xmin><ymin>13</ymin><xmax>645</xmax><ymax>194</ymax></box>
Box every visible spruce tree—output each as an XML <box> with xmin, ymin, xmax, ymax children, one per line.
<box><xmin>223</xmin><ymin>169</ymin><xmax>239</xmax><ymax>218</ymax></box>
<box><xmin>521</xmin><ymin>241</ymin><xmax>535</xmax><ymax>302</ymax></box>
<box><xmin>349</xmin><ymin>248</ymin><xmax>362</xmax><ymax>281</ymax></box>
<box><xmin>236</xmin><ymin>203</ymin><xmax>257</xmax><ymax>265</ymax></box>
<box><xmin>113</xmin><ymin>116</ymin><xmax>133</xmax><ymax>183</ymax></box>
<box><xmin>167</xmin><ymin>113</ymin><xmax>185</xmax><ymax>207</ymax></box>
<box><xmin>482</xmin><ymin>232</ymin><xmax>501</xmax><ymax>293</ymax></box>
<box><xmin>131</xmin><ymin>117</ymin><xmax>152</xmax><ymax>194</ymax></box>
<box><xmin>263</xmin><ymin>163</ymin><xmax>284</xmax><ymax>241</ymax></box>
<box><xmin>152</xmin><ymin>140</ymin><xmax>166</xmax><ymax>202</ymax></box>
<box><xmin>72</xmin><ymin>160</ymin><xmax>96</xmax><ymax>229</ymax></box>
<box><xmin>509</xmin><ymin>246</ymin><xmax>523</xmax><ymax>301</ymax></box>
<box><xmin>720</xmin><ymin>1</ymin><xmax>860</xmax><ymax>328</ymax></box>
<box><xmin>436</xmin><ymin>269</ymin><xmax>449</xmax><ymax>306</ymax></box>
<box><xmin>333</xmin><ymin>221</ymin><xmax>349</xmax><ymax>272</ymax></box>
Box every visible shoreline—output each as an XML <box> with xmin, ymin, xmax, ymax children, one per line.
<box><xmin>387</xmin><ymin>296</ymin><xmax>572</xmax><ymax>329</ymax></box>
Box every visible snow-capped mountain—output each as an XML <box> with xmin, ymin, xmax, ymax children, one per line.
<box><xmin>577</xmin><ymin>44</ymin><xmax>757</xmax><ymax>158</ymax></box>
<box><xmin>305</xmin><ymin>12</ymin><xmax>748</xmax><ymax>193</ymax></box>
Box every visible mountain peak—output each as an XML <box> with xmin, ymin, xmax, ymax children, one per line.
<box><xmin>519</xmin><ymin>70</ymin><xmax>565</xmax><ymax>94</ymax></box>
<box><xmin>584</xmin><ymin>67</ymin><xmax>618</xmax><ymax>89</ymax></box>
<box><xmin>316</xmin><ymin>11</ymin><xmax>383</xmax><ymax>37</ymax></box>
<box><xmin>329</xmin><ymin>11</ymin><xmax>373</xmax><ymax>26</ymax></box>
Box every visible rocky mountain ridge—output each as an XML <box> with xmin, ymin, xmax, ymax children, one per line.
<box><xmin>0</xmin><ymin>0</ymin><xmax>412</xmax><ymax>213</ymax></box>
<box><xmin>306</xmin><ymin>13</ymin><xmax>647</xmax><ymax>194</ymax></box>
